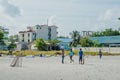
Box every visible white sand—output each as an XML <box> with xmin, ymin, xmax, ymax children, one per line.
<box><xmin>0</xmin><ymin>55</ymin><xmax>120</xmax><ymax>80</ymax></box>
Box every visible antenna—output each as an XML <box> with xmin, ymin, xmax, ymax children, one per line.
<box><xmin>47</xmin><ymin>18</ymin><xmax>49</xmax><ymax>26</ymax></box>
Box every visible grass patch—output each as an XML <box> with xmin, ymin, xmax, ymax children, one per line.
<box><xmin>0</xmin><ymin>50</ymin><xmax>120</xmax><ymax>56</ymax></box>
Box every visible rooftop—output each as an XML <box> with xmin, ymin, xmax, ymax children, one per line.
<box><xmin>90</xmin><ymin>36</ymin><xmax>120</xmax><ymax>44</ymax></box>
<box><xmin>57</xmin><ymin>38</ymin><xmax>73</xmax><ymax>43</ymax></box>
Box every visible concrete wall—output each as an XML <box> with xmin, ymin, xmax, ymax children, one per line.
<box><xmin>36</xmin><ymin>25</ymin><xmax>48</xmax><ymax>40</ymax></box>
<box><xmin>19</xmin><ymin>32</ymin><xmax>33</xmax><ymax>43</ymax></box>
<box><xmin>73</xmin><ymin>47</ymin><xmax>120</xmax><ymax>54</ymax></box>
<box><xmin>51</xmin><ymin>26</ymin><xmax>57</xmax><ymax>39</ymax></box>
<box><xmin>35</xmin><ymin>25</ymin><xmax>57</xmax><ymax>40</ymax></box>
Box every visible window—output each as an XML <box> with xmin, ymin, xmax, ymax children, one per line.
<box><xmin>33</xmin><ymin>33</ymin><xmax>36</xmax><ymax>40</ymax></box>
<box><xmin>48</xmin><ymin>27</ymin><xmax>51</xmax><ymax>40</ymax></box>
<box><xmin>28</xmin><ymin>39</ymin><xmax>30</xmax><ymax>42</ymax></box>
<box><xmin>22</xmin><ymin>34</ymin><xmax>24</xmax><ymax>37</ymax></box>
<box><xmin>48</xmin><ymin>27</ymin><xmax>51</xmax><ymax>32</ymax></box>
<box><xmin>28</xmin><ymin>33</ymin><xmax>30</xmax><ymax>37</ymax></box>
<box><xmin>22</xmin><ymin>39</ymin><xmax>24</xmax><ymax>42</ymax></box>
<box><xmin>37</xmin><ymin>27</ymin><xmax>38</xmax><ymax>29</ymax></box>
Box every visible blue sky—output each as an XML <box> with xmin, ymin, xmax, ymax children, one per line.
<box><xmin>0</xmin><ymin>0</ymin><xmax>120</xmax><ymax>37</ymax></box>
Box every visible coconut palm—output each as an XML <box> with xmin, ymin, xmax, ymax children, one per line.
<box><xmin>70</xmin><ymin>30</ymin><xmax>81</xmax><ymax>47</ymax></box>
<box><xmin>118</xmin><ymin>17</ymin><xmax>120</xmax><ymax>20</ymax></box>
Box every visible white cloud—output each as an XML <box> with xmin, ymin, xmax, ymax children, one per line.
<box><xmin>103</xmin><ymin>9</ymin><xmax>114</xmax><ymax>20</ymax></box>
<box><xmin>0</xmin><ymin>0</ymin><xmax>120</xmax><ymax>36</ymax></box>
<box><xmin>98</xmin><ymin>8</ymin><xmax>120</xmax><ymax>20</ymax></box>
<box><xmin>48</xmin><ymin>15</ymin><xmax>57</xmax><ymax>26</ymax></box>
<box><xmin>0</xmin><ymin>0</ymin><xmax>21</xmax><ymax>17</ymax></box>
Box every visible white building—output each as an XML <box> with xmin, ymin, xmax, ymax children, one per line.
<box><xmin>19</xmin><ymin>25</ymin><xmax>58</xmax><ymax>43</ymax></box>
<box><xmin>19</xmin><ymin>31</ymin><xmax>36</xmax><ymax>43</ymax></box>
<box><xmin>81</xmin><ymin>31</ymin><xmax>94</xmax><ymax>37</ymax></box>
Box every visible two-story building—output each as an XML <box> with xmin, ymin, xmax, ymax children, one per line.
<box><xmin>19</xmin><ymin>24</ymin><xmax>58</xmax><ymax>43</ymax></box>
<box><xmin>81</xmin><ymin>31</ymin><xmax>94</xmax><ymax>37</ymax></box>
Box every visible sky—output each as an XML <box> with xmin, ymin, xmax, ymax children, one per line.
<box><xmin>0</xmin><ymin>0</ymin><xmax>120</xmax><ymax>37</ymax></box>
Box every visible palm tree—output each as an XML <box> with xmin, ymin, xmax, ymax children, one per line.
<box><xmin>70</xmin><ymin>30</ymin><xmax>81</xmax><ymax>47</ymax></box>
<box><xmin>118</xmin><ymin>18</ymin><xmax>120</xmax><ymax>33</ymax></box>
<box><xmin>0</xmin><ymin>30</ymin><xmax>3</xmax><ymax>42</ymax></box>
<box><xmin>118</xmin><ymin>17</ymin><xmax>120</xmax><ymax>20</ymax></box>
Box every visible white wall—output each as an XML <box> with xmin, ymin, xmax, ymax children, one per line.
<box><xmin>51</xmin><ymin>26</ymin><xmax>57</xmax><ymax>39</ymax></box>
<box><xmin>35</xmin><ymin>25</ymin><xmax>57</xmax><ymax>40</ymax></box>
<box><xmin>73</xmin><ymin>47</ymin><xmax>120</xmax><ymax>54</ymax></box>
<box><xmin>36</xmin><ymin>25</ymin><xmax>48</xmax><ymax>40</ymax></box>
<box><xmin>19</xmin><ymin>32</ymin><xmax>33</xmax><ymax>43</ymax></box>
<box><xmin>19</xmin><ymin>33</ymin><xmax>23</xmax><ymax>42</ymax></box>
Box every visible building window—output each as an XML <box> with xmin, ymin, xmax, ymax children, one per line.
<box><xmin>48</xmin><ymin>27</ymin><xmax>51</xmax><ymax>32</ymax></box>
<box><xmin>37</xmin><ymin>27</ymin><xmax>38</xmax><ymax>29</ymax></box>
<box><xmin>22</xmin><ymin>39</ymin><xmax>24</xmax><ymax>42</ymax></box>
<box><xmin>28</xmin><ymin>33</ymin><xmax>30</xmax><ymax>37</ymax></box>
<box><xmin>48</xmin><ymin>27</ymin><xmax>51</xmax><ymax>40</ymax></box>
<box><xmin>28</xmin><ymin>39</ymin><xmax>30</xmax><ymax>42</ymax></box>
<box><xmin>22</xmin><ymin>34</ymin><xmax>24</xmax><ymax>37</ymax></box>
<box><xmin>32</xmin><ymin>33</ymin><xmax>36</xmax><ymax>40</ymax></box>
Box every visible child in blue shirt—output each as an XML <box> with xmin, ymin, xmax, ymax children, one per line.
<box><xmin>79</xmin><ymin>48</ymin><xmax>84</xmax><ymax>64</ymax></box>
<box><xmin>69</xmin><ymin>49</ymin><xmax>74</xmax><ymax>63</ymax></box>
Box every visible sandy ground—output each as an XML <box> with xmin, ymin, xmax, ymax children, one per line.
<box><xmin>0</xmin><ymin>55</ymin><xmax>120</xmax><ymax>80</ymax></box>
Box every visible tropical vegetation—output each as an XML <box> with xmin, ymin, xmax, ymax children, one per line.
<box><xmin>91</xmin><ymin>28</ymin><xmax>120</xmax><ymax>37</ymax></box>
<box><xmin>80</xmin><ymin>37</ymin><xmax>94</xmax><ymax>47</ymax></box>
<box><xmin>8</xmin><ymin>35</ymin><xmax>19</xmax><ymax>42</ymax></box>
<box><xmin>0</xmin><ymin>30</ymin><xmax>3</xmax><ymax>42</ymax></box>
<box><xmin>35</xmin><ymin>38</ymin><xmax>47</xmax><ymax>50</ymax></box>
<box><xmin>69</xmin><ymin>30</ymin><xmax>81</xmax><ymax>47</ymax></box>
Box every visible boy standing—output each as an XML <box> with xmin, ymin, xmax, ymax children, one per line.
<box><xmin>69</xmin><ymin>49</ymin><xmax>74</xmax><ymax>63</ymax></box>
<box><xmin>99</xmin><ymin>49</ymin><xmax>102</xmax><ymax>59</ymax></box>
<box><xmin>61</xmin><ymin>49</ymin><xmax>65</xmax><ymax>64</ymax></box>
<box><xmin>79</xmin><ymin>48</ymin><xmax>84</xmax><ymax>64</ymax></box>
